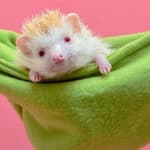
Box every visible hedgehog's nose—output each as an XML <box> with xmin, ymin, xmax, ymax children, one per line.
<box><xmin>52</xmin><ymin>53</ymin><xmax>64</xmax><ymax>64</ymax></box>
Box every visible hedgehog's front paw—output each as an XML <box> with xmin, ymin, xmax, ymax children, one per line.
<box><xmin>95</xmin><ymin>54</ymin><xmax>112</xmax><ymax>75</ymax></box>
<box><xmin>99</xmin><ymin>61</ymin><xmax>112</xmax><ymax>74</ymax></box>
<box><xmin>29</xmin><ymin>70</ymin><xmax>43</xmax><ymax>82</ymax></box>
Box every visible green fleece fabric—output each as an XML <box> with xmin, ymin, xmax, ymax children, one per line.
<box><xmin>0</xmin><ymin>30</ymin><xmax>150</xmax><ymax>150</ymax></box>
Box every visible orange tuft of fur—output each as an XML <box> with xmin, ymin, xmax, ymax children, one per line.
<box><xmin>22</xmin><ymin>10</ymin><xmax>64</xmax><ymax>37</ymax></box>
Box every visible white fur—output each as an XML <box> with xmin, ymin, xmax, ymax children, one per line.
<box><xmin>17</xmin><ymin>21</ymin><xmax>112</xmax><ymax>78</ymax></box>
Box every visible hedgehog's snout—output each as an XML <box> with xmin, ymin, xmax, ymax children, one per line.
<box><xmin>52</xmin><ymin>53</ymin><xmax>64</xmax><ymax>64</ymax></box>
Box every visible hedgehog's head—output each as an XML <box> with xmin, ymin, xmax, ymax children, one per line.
<box><xmin>16</xmin><ymin>10</ymin><xmax>92</xmax><ymax>77</ymax></box>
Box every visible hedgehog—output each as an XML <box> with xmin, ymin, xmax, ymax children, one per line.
<box><xmin>16</xmin><ymin>10</ymin><xmax>112</xmax><ymax>82</ymax></box>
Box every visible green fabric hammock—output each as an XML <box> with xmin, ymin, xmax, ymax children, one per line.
<box><xmin>0</xmin><ymin>30</ymin><xmax>150</xmax><ymax>150</ymax></box>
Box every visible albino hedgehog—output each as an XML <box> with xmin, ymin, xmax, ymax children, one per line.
<box><xmin>16</xmin><ymin>10</ymin><xmax>112</xmax><ymax>82</ymax></box>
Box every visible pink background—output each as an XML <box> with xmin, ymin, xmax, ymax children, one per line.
<box><xmin>0</xmin><ymin>0</ymin><xmax>149</xmax><ymax>150</ymax></box>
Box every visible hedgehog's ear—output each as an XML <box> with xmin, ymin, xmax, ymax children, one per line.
<box><xmin>64</xmin><ymin>13</ymin><xmax>81</xmax><ymax>33</ymax></box>
<box><xmin>16</xmin><ymin>35</ymin><xmax>32</xmax><ymax>56</ymax></box>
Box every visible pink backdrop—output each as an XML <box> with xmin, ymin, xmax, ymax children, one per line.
<box><xmin>0</xmin><ymin>0</ymin><xmax>149</xmax><ymax>150</ymax></box>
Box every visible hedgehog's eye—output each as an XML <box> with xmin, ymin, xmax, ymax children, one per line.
<box><xmin>64</xmin><ymin>36</ymin><xmax>71</xmax><ymax>43</ymax></box>
<box><xmin>39</xmin><ymin>49</ymin><xmax>45</xmax><ymax>57</ymax></box>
